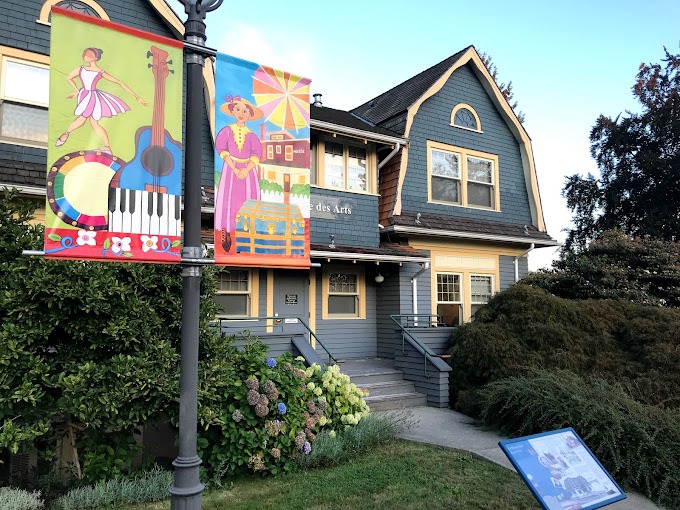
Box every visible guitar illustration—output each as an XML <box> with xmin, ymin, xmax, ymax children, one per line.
<box><xmin>110</xmin><ymin>45</ymin><xmax>181</xmax><ymax>195</ymax></box>
<box><xmin>107</xmin><ymin>45</ymin><xmax>182</xmax><ymax>236</ymax></box>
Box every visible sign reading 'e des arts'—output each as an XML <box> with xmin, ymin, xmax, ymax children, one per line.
<box><xmin>44</xmin><ymin>7</ymin><xmax>183</xmax><ymax>263</ymax></box>
<box><xmin>310</xmin><ymin>197</ymin><xmax>356</xmax><ymax>220</ymax></box>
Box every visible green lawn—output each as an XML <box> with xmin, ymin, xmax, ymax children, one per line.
<box><xmin>117</xmin><ymin>440</ymin><xmax>539</xmax><ymax>510</ymax></box>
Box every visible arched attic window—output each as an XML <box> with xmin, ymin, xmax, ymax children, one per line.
<box><xmin>450</xmin><ymin>103</ymin><xmax>481</xmax><ymax>132</ymax></box>
<box><xmin>37</xmin><ymin>0</ymin><xmax>110</xmax><ymax>25</ymax></box>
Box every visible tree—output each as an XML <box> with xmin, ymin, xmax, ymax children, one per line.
<box><xmin>479</xmin><ymin>51</ymin><xmax>526</xmax><ymax>124</ymax></box>
<box><xmin>0</xmin><ymin>189</ymin><xmax>219</xmax><ymax>479</ymax></box>
<box><xmin>563</xmin><ymin>49</ymin><xmax>680</xmax><ymax>252</ymax></box>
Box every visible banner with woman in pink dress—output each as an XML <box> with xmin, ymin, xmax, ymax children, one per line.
<box><xmin>214</xmin><ymin>53</ymin><xmax>310</xmax><ymax>269</ymax></box>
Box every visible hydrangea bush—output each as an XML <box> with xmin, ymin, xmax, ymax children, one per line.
<box><xmin>197</xmin><ymin>338</ymin><xmax>369</xmax><ymax>476</ymax></box>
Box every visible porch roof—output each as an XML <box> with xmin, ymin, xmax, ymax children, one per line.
<box><xmin>311</xmin><ymin>242</ymin><xmax>429</xmax><ymax>264</ymax></box>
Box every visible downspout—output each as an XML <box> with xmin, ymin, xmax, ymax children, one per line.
<box><xmin>411</xmin><ymin>261</ymin><xmax>430</xmax><ymax>325</ymax></box>
<box><xmin>377</xmin><ymin>142</ymin><xmax>401</xmax><ymax>170</ymax></box>
<box><xmin>514</xmin><ymin>243</ymin><xmax>535</xmax><ymax>282</ymax></box>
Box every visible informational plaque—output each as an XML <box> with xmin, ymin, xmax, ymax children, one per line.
<box><xmin>499</xmin><ymin>428</ymin><xmax>626</xmax><ymax>510</ymax></box>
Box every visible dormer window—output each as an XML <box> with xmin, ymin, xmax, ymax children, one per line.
<box><xmin>311</xmin><ymin>135</ymin><xmax>376</xmax><ymax>193</ymax></box>
<box><xmin>450</xmin><ymin>103</ymin><xmax>481</xmax><ymax>132</ymax></box>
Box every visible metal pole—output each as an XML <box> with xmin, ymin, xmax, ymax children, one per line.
<box><xmin>171</xmin><ymin>1</ymin><xmax>222</xmax><ymax>508</ymax></box>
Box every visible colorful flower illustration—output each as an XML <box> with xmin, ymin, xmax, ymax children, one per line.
<box><xmin>76</xmin><ymin>230</ymin><xmax>97</xmax><ymax>246</ymax></box>
<box><xmin>140</xmin><ymin>235</ymin><xmax>158</xmax><ymax>252</ymax></box>
<box><xmin>111</xmin><ymin>236</ymin><xmax>131</xmax><ymax>254</ymax></box>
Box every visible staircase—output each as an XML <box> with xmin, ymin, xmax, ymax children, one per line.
<box><xmin>338</xmin><ymin>358</ymin><xmax>427</xmax><ymax>411</ymax></box>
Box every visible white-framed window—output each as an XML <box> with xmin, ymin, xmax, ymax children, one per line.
<box><xmin>427</xmin><ymin>141</ymin><xmax>499</xmax><ymax>210</ymax></box>
<box><xmin>436</xmin><ymin>273</ymin><xmax>463</xmax><ymax>326</ymax></box>
<box><xmin>214</xmin><ymin>269</ymin><xmax>252</xmax><ymax>318</ymax></box>
<box><xmin>450</xmin><ymin>103</ymin><xmax>481</xmax><ymax>132</ymax></box>
<box><xmin>313</xmin><ymin>136</ymin><xmax>374</xmax><ymax>193</ymax></box>
<box><xmin>322</xmin><ymin>268</ymin><xmax>366</xmax><ymax>319</ymax></box>
<box><xmin>0</xmin><ymin>55</ymin><xmax>49</xmax><ymax>147</ymax></box>
<box><xmin>470</xmin><ymin>274</ymin><xmax>494</xmax><ymax>317</ymax></box>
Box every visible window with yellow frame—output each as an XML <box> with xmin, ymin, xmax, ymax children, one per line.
<box><xmin>322</xmin><ymin>267</ymin><xmax>366</xmax><ymax>319</ymax></box>
<box><xmin>0</xmin><ymin>49</ymin><xmax>50</xmax><ymax>147</ymax></box>
<box><xmin>427</xmin><ymin>140</ymin><xmax>500</xmax><ymax>211</ymax></box>
<box><xmin>311</xmin><ymin>135</ymin><xmax>376</xmax><ymax>194</ymax></box>
<box><xmin>214</xmin><ymin>268</ymin><xmax>258</xmax><ymax>318</ymax></box>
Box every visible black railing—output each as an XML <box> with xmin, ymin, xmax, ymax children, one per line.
<box><xmin>390</xmin><ymin>314</ymin><xmax>443</xmax><ymax>378</ymax></box>
<box><xmin>215</xmin><ymin>316</ymin><xmax>336</xmax><ymax>364</ymax></box>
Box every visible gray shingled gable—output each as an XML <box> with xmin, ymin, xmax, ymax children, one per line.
<box><xmin>351</xmin><ymin>46</ymin><xmax>471</xmax><ymax>126</ymax></box>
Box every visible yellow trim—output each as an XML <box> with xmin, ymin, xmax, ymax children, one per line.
<box><xmin>309</xmin><ymin>270</ymin><xmax>316</xmax><ymax>348</ymax></box>
<box><xmin>266</xmin><ymin>269</ymin><xmax>274</xmax><ymax>333</ymax></box>
<box><xmin>0</xmin><ymin>48</ymin><xmax>50</xmax><ymax>148</ymax></box>
<box><xmin>409</xmin><ymin>237</ymin><xmax>534</xmax><ymax>257</ymax></box>
<box><xmin>204</xmin><ymin>59</ymin><xmax>216</xmax><ymax>139</ymax></box>
<box><xmin>321</xmin><ymin>266</ymin><xmax>366</xmax><ymax>320</ymax></box>
<box><xmin>38</xmin><ymin>0</ymin><xmax>110</xmax><ymax>23</ymax></box>
<box><xmin>251</xmin><ymin>269</ymin><xmax>260</xmax><ymax>317</ymax></box>
<box><xmin>314</xmin><ymin>135</ymin><xmax>377</xmax><ymax>194</ymax></box>
<box><xmin>426</xmin><ymin>140</ymin><xmax>500</xmax><ymax>211</ymax></box>
<box><xmin>394</xmin><ymin>47</ymin><xmax>545</xmax><ymax>231</ymax></box>
<box><xmin>450</xmin><ymin>103</ymin><xmax>482</xmax><ymax>132</ymax></box>
<box><xmin>411</xmin><ymin>240</ymin><xmax>500</xmax><ymax>323</ymax></box>
<box><xmin>213</xmin><ymin>268</ymin><xmax>258</xmax><ymax>318</ymax></box>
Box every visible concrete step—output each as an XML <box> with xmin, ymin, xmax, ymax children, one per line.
<box><xmin>365</xmin><ymin>392</ymin><xmax>428</xmax><ymax>411</ymax></box>
<box><xmin>346</xmin><ymin>369</ymin><xmax>404</xmax><ymax>386</ymax></box>
<box><xmin>359</xmin><ymin>379</ymin><xmax>415</xmax><ymax>397</ymax></box>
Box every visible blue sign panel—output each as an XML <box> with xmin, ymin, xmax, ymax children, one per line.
<box><xmin>499</xmin><ymin>428</ymin><xmax>626</xmax><ymax>510</ymax></box>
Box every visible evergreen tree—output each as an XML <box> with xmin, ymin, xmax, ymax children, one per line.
<box><xmin>563</xmin><ymin>50</ymin><xmax>680</xmax><ymax>252</ymax></box>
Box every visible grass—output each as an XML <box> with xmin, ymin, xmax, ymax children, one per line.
<box><xmin>115</xmin><ymin>440</ymin><xmax>539</xmax><ymax>510</ymax></box>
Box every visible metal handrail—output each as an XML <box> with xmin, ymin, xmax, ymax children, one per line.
<box><xmin>390</xmin><ymin>314</ymin><xmax>443</xmax><ymax>378</ymax></box>
<box><xmin>216</xmin><ymin>315</ymin><xmax>336</xmax><ymax>364</ymax></box>
<box><xmin>392</xmin><ymin>314</ymin><xmax>442</xmax><ymax>328</ymax></box>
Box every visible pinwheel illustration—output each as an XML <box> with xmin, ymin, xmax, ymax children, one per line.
<box><xmin>252</xmin><ymin>65</ymin><xmax>310</xmax><ymax>131</ymax></box>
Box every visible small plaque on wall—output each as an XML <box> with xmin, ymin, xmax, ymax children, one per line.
<box><xmin>285</xmin><ymin>294</ymin><xmax>298</xmax><ymax>305</ymax></box>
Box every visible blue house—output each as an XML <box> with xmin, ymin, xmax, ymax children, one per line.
<box><xmin>0</xmin><ymin>0</ymin><xmax>556</xmax><ymax>410</ymax></box>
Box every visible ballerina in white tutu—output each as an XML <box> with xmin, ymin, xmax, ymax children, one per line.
<box><xmin>55</xmin><ymin>47</ymin><xmax>147</xmax><ymax>154</ymax></box>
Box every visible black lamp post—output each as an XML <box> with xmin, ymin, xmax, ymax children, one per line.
<box><xmin>170</xmin><ymin>1</ymin><xmax>222</xmax><ymax>509</ymax></box>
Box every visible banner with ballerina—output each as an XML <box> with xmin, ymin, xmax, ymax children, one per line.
<box><xmin>44</xmin><ymin>7</ymin><xmax>183</xmax><ymax>263</ymax></box>
<box><xmin>214</xmin><ymin>53</ymin><xmax>311</xmax><ymax>269</ymax></box>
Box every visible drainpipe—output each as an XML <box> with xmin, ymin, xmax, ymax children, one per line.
<box><xmin>377</xmin><ymin>142</ymin><xmax>401</xmax><ymax>170</ymax></box>
<box><xmin>514</xmin><ymin>243</ymin><xmax>535</xmax><ymax>282</ymax></box>
<box><xmin>411</xmin><ymin>261</ymin><xmax>430</xmax><ymax>325</ymax></box>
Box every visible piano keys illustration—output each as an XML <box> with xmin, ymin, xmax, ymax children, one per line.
<box><xmin>107</xmin><ymin>188</ymin><xmax>181</xmax><ymax>235</ymax></box>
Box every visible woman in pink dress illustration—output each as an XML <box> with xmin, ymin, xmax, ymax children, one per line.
<box><xmin>215</xmin><ymin>95</ymin><xmax>263</xmax><ymax>252</ymax></box>
<box><xmin>55</xmin><ymin>47</ymin><xmax>146</xmax><ymax>154</ymax></box>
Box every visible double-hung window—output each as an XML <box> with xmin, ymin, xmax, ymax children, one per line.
<box><xmin>436</xmin><ymin>273</ymin><xmax>463</xmax><ymax>326</ymax></box>
<box><xmin>470</xmin><ymin>275</ymin><xmax>494</xmax><ymax>317</ymax></box>
<box><xmin>0</xmin><ymin>53</ymin><xmax>49</xmax><ymax>147</ymax></box>
<box><xmin>322</xmin><ymin>268</ymin><xmax>366</xmax><ymax>319</ymax></box>
<box><xmin>312</xmin><ymin>136</ymin><xmax>373</xmax><ymax>193</ymax></box>
<box><xmin>427</xmin><ymin>141</ymin><xmax>499</xmax><ymax>210</ymax></box>
<box><xmin>215</xmin><ymin>269</ymin><xmax>252</xmax><ymax>318</ymax></box>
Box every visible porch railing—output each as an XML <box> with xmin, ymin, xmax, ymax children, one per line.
<box><xmin>216</xmin><ymin>316</ymin><xmax>336</xmax><ymax>365</ymax></box>
<box><xmin>390</xmin><ymin>314</ymin><xmax>444</xmax><ymax>378</ymax></box>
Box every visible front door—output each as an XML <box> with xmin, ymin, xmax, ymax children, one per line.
<box><xmin>273</xmin><ymin>270</ymin><xmax>309</xmax><ymax>333</ymax></box>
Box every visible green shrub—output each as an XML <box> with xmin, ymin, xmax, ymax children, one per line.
<box><xmin>476</xmin><ymin>370</ymin><xmax>680</xmax><ymax>508</ymax></box>
<box><xmin>51</xmin><ymin>466</ymin><xmax>172</xmax><ymax>510</ymax></box>
<box><xmin>448</xmin><ymin>284</ymin><xmax>680</xmax><ymax>409</ymax></box>
<box><xmin>297</xmin><ymin>414</ymin><xmax>402</xmax><ymax>468</ymax></box>
<box><xmin>524</xmin><ymin>230</ymin><xmax>680</xmax><ymax>307</ymax></box>
<box><xmin>197</xmin><ymin>339</ymin><xmax>370</xmax><ymax>477</ymax></box>
<box><xmin>0</xmin><ymin>487</ymin><xmax>43</xmax><ymax>510</ymax></box>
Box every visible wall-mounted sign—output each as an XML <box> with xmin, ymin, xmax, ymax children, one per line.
<box><xmin>285</xmin><ymin>294</ymin><xmax>298</xmax><ymax>305</ymax></box>
<box><xmin>499</xmin><ymin>428</ymin><xmax>625</xmax><ymax>510</ymax></box>
<box><xmin>310</xmin><ymin>196</ymin><xmax>356</xmax><ymax>219</ymax></box>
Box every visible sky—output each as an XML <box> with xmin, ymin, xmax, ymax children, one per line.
<box><xmin>186</xmin><ymin>0</ymin><xmax>680</xmax><ymax>270</ymax></box>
